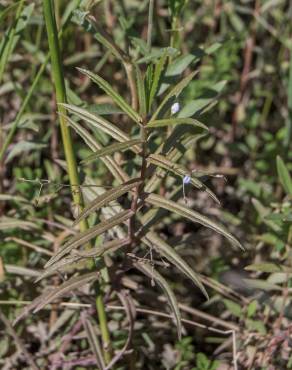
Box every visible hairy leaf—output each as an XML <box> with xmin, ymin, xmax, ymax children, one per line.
<box><xmin>147</xmin><ymin>117</ymin><xmax>208</xmax><ymax>130</ymax></box>
<box><xmin>65</xmin><ymin>114</ymin><xmax>129</xmax><ymax>183</ymax></box>
<box><xmin>37</xmin><ymin>239</ymin><xmax>129</xmax><ymax>282</ymax></box>
<box><xmin>33</xmin><ymin>272</ymin><xmax>99</xmax><ymax>313</ymax></box>
<box><xmin>145</xmin><ymin>194</ymin><xmax>242</xmax><ymax>249</ymax></box>
<box><xmin>45</xmin><ymin>210</ymin><xmax>133</xmax><ymax>267</ymax></box>
<box><xmin>148</xmin><ymin>52</ymin><xmax>167</xmax><ymax>110</ymax></box>
<box><xmin>73</xmin><ymin>179</ymin><xmax>141</xmax><ymax>226</ymax></box>
<box><xmin>61</xmin><ymin>104</ymin><xmax>137</xmax><ymax>147</ymax></box>
<box><xmin>135</xmin><ymin>64</ymin><xmax>147</xmax><ymax>117</ymax></box>
<box><xmin>147</xmin><ymin>154</ymin><xmax>219</xmax><ymax>204</ymax></box>
<box><xmin>134</xmin><ymin>261</ymin><xmax>182</xmax><ymax>339</ymax></box>
<box><xmin>82</xmin><ymin>316</ymin><xmax>106</xmax><ymax>369</ymax></box>
<box><xmin>81</xmin><ymin>139</ymin><xmax>142</xmax><ymax>164</ymax></box>
<box><xmin>77</xmin><ymin>68</ymin><xmax>142</xmax><ymax>123</ymax></box>
<box><xmin>143</xmin><ymin>232</ymin><xmax>208</xmax><ymax>299</ymax></box>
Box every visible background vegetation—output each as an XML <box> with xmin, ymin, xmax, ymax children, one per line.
<box><xmin>0</xmin><ymin>0</ymin><xmax>292</xmax><ymax>369</ymax></box>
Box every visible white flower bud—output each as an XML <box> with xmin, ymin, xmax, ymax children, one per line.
<box><xmin>171</xmin><ymin>102</ymin><xmax>180</xmax><ymax>115</ymax></box>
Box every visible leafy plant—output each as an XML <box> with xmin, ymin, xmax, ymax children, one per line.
<box><xmin>14</xmin><ymin>10</ymin><xmax>242</xmax><ymax>366</ymax></box>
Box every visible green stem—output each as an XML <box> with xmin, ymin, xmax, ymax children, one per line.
<box><xmin>42</xmin><ymin>0</ymin><xmax>111</xmax><ymax>362</ymax></box>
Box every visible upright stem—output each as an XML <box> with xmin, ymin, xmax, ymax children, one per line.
<box><xmin>42</xmin><ymin>0</ymin><xmax>111</xmax><ymax>362</ymax></box>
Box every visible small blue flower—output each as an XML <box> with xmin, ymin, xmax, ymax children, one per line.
<box><xmin>183</xmin><ymin>175</ymin><xmax>191</xmax><ymax>184</ymax></box>
<box><xmin>171</xmin><ymin>102</ymin><xmax>180</xmax><ymax>115</ymax></box>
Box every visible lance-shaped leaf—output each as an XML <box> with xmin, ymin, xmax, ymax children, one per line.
<box><xmin>36</xmin><ymin>239</ymin><xmax>129</xmax><ymax>282</ymax></box>
<box><xmin>148</xmin><ymin>51</ymin><xmax>168</xmax><ymax>110</ymax></box>
<box><xmin>150</xmin><ymin>70</ymin><xmax>198</xmax><ymax>121</ymax></box>
<box><xmin>145</xmin><ymin>193</ymin><xmax>243</xmax><ymax>250</ymax></box>
<box><xmin>65</xmin><ymin>114</ymin><xmax>129</xmax><ymax>183</ymax></box>
<box><xmin>77</xmin><ymin>68</ymin><xmax>143</xmax><ymax>123</ymax></box>
<box><xmin>147</xmin><ymin>154</ymin><xmax>219</xmax><ymax>204</ymax></box>
<box><xmin>276</xmin><ymin>155</ymin><xmax>292</xmax><ymax>197</ymax></box>
<box><xmin>45</xmin><ymin>209</ymin><xmax>133</xmax><ymax>268</ymax></box>
<box><xmin>81</xmin><ymin>139</ymin><xmax>142</xmax><ymax>165</ymax></box>
<box><xmin>82</xmin><ymin>315</ymin><xmax>106</xmax><ymax>370</ymax></box>
<box><xmin>73</xmin><ymin>179</ymin><xmax>141</xmax><ymax>226</ymax></box>
<box><xmin>33</xmin><ymin>272</ymin><xmax>99</xmax><ymax>313</ymax></box>
<box><xmin>147</xmin><ymin>117</ymin><xmax>208</xmax><ymax>130</ymax></box>
<box><xmin>133</xmin><ymin>260</ymin><xmax>182</xmax><ymax>339</ymax></box>
<box><xmin>61</xmin><ymin>104</ymin><xmax>138</xmax><ymax>150</ymax></box>
<box><xmin>135</xmin><ymin>64</ymin><xmax>147</xmax><ymax>117</ymax></box>
<box><xmin>142</xmin><ymin>232</ymin><xmax>208</xmax><ymax>299</ymax></box>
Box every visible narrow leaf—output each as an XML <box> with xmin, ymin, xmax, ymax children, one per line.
<box><xmin>33</xmin><ymin>272</ymin><xmax>99</xmax><ymax>313</ymax></box>
<box><xmin>151</xmin><ymin>70</ymin><xmax>198</xmax><ymax>121</ymax></box>
<box><xmin>36</xmin><ymin>239</ymin><xmax>129</xmax><ymax>282</ymax></box>
<box><xmin>77</xmin><ymin>68</ymin><xmax>142</xmax><ymax>123</ymax></box>
<box><xmin>135</xmin><ymin>64</ymin><xmax>147</xmax><ymax>117</ymax></box>
<box><xmin>147</xmin><ymin>117</ymin><xmax>208</xmax><ymax>130</ymax></box>
<box><xmin>82</xmin><ymin>316</ymin><xmax>106</xmax><ymax>369</ymax></box>
<box><xmin>143</xmin><ymin>232</ymin><xmax>208</xmax><ymax>299</ymax></box>
<box><xmin>45</xmin><ymin>209</ymin><xmax>133</xmax><ymax>267</ymax></box>
<box><xmin>245</xmin><ymin>263</ymin><xmax>292</xmax><ymax>273</ymax></box>
<box><xmin>145</xmin><ymin>193</ymin><xmax>243</xmax><ymax>250</ymax></box>
<box><xmin>148</xmin><ymin>52</ymin><xmax>167</xmax><ymax>110</ymax></box>
<box><xmin>81</xmin><ymin>139</ymin><xmax>142</xmax><ymax>164</ymax></box>
<box><xmin>134</xmin><ymin>261</ymin><xmax>182</xmax><ymax>339</ymax></box>
<box><xmin>276</xmin><ymin>155</ymin><xmax>292</xmax><ymax>196</ymax></box>
<box><xmin>73</xmin><ymin>179</ymin><xmax>141</xmax><ymax>226</ymax></box>
<box><xmin>65</xmin><ymin>114</ymin><xmax>129</xmax><ymax>183</ymax></box>
<box><xmin>61</xmin><ymin>104</ymin><xmax>136</xmax><ymax>146</ymax></box>
<box><xmin>147</xmin><ymin>154</ymin><xmax>219</xmax><ymax>204</ymax></box>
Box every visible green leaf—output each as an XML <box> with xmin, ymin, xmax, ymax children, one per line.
<box><xmin>135</xmin><ymin>64</ymin><xmax>147</xmax><ymax>117</ymax></box>
<box><xmin>64</xmin><ymin>114</ymin><xmax>129</xmax><ymax>183</ymax></box>
<box><xmin>45</xmin><ymin>209</ymin><xmax>133</xmax><ymax>268</ymax></box>
<box><xmin>33</xmin><ymin>272</ymin><xmax>99</xmax><ymax>313</ymax></box>
<box><xmin>178</xmin><ymin>81</ymin><xmax>227</xmax><ymax>118</ymax></box>
<box><xmin>5</xmin><ymin>141</ymin><xmax>47</xmax><ymax>163</ymax></box>
<box><xmin>73</xmin><ymin>179</ymin><xmax>141</xmax><ymax>226</ymax></box>
<box><xmin>243</xmin><ymin>278</ymin><xmax>282</xmax><ymax>291</ymax></box>
<box><xmin>147</xmin><ymin>117</ymin><xmax>208</xmax><ymax>130</ymax></box>
<box><xmin>276</xmin><ymin>155</ymin><xmax>292</xmax><ymax>196</ymax></box>
<box><xmin>151</xmin><ymin>70</ymin><xmax>198</xmax><ymax>121</ymax></box>
<box><xmin>81</xmin><ymin>139</ymin><xmax>142</xmax><ymax>164</ymax></box>
<box><xmin>146</xmin><ymin>154</ymin><xmax>219</xmax><ymax>204</ymax></box>
<box><xmin>246</xmin><ymin>319</ymin><xmax>267</xmax><ymax>335</ymax></box>
<box><xmin>247</xmin><ymin>300</ymin><xmax>258</xmax><ymax>318</ymax></box>
<box><xmin>143</xmin><ymin>232</ymin><xmax>208</xmax><ymax>299</ymax></box>
<box><xmin>245</xmin><ymin>263</ymin><xmax>292</xmax><ymax>273</ymax></box>
<box><xmin>134</xmin><ymin>260</ymin><xmax>182</xmax><ymax>339</ymax></box>
<box><xmin>77</xmin><ymin>68</ymin><xmax>142</xmax><ymax>123</ymax></box>
<box><xmin>87</xmin><ymin>103</ymin><xmax>123</xmax><ymax>115</ymax></box>
<box><xmin>148</xmin><ymin>52</ymin><xmax>168</xmax><ymax>110</ymax></box>
<box><xmin>223</xmin><ymin>299</ymin><xmax>242</xmax><ymax>317</ymax></box>
<box><xmin>145</xmin><ymin>194</ymin><xmax>243</xmax><ymax>249</ymax></box>
<box><xmin>61</xmin><ymin>104</ymin><xmax>135</xmax><ymax>145</ymax></box>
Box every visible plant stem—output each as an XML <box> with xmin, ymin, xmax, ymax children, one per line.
<box><xmin>147</xmin><ymin>0</ymin><xmax>154</xmax><ymax>50</ymax></box>
<box><xmin>42</xmin><ymin>0</ymin><xmax>111</xmax><ymax>362</ymax></box>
